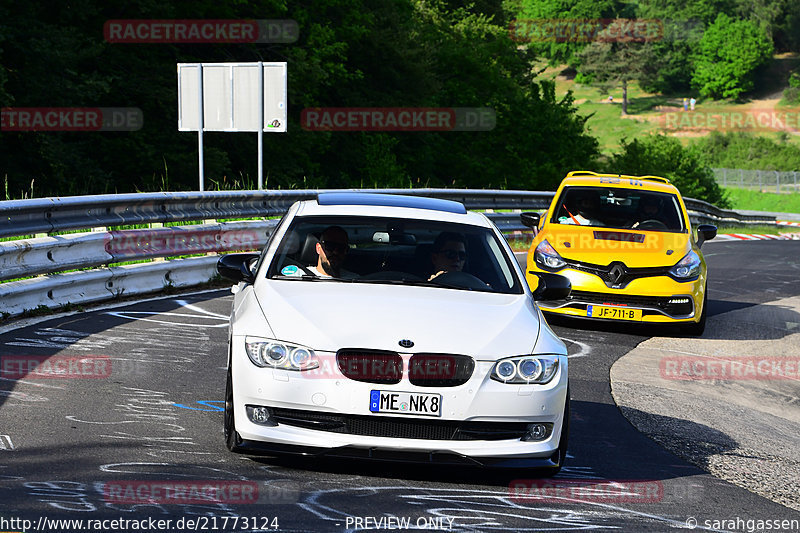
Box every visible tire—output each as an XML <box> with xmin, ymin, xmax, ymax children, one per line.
<box><xmin>683</xmin><ymin>289</ymin><xmax>707</xmax><ymax>336</ymax></box>
<box><xmin>540</xmin><ymin>388</ymin><xmax>570</xmax><ymax>478</ymax></box>
<box><xmin>224</xmin><ymin>367</ymin><xmax>245</xmax><ymax>453</ymax></box>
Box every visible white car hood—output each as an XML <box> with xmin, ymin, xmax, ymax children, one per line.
<box><xmin>253</xmin><ymin>280</ymin><xmax>541</xmax><ymax>359</ymax></box>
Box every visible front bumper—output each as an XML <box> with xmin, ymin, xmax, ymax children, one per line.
<box><xmin>234</xmin><ymin>441</ymin><xmax>562</xmax><ymax>469</ymax></box>
<box><xmin>231</xmin><ymin>346</ymin><xmax>569</xmax><ymax>462</ymax></box>
<box><xmin>528</xmin><ymin>268</ymin><xmax>704</xmax><ymax>324</ymax></box>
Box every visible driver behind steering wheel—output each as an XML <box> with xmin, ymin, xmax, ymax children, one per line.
<box><xmin>428</xmin><ymin>231</ymin><xmax>467</xmax><ymax>281</ymax></box>
<box><xmin>631</xmin><ymin>195</ymin><xmax>665</xmax><ymax>229</ymax></box>
<box><xmin>311</xmin><ymin>226</ymin><xmax>358</xmax><ymax>279</ymax></box>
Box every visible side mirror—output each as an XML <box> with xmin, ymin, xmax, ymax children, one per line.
<box><xmin>531</xmin><ymin>272</ymin><xmax>571</xmax><ymax>301</ymax></box>
<box><xmin>696</xmin><ymin>224</ymin><xmax>717</xmax><ymax>248</ymax></box>
<box><xmin>217</xmin><ymin>253</ymin><xmax>260</xmax><ymax>284</ymax></box>
<box><xmin>520</xmin><ymin>212</ymin><xmax>541</xmax><ymax>229</ymax></box>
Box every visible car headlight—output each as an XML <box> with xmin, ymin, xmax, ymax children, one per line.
<box><xmin>491</xmin><ymin>355</ymin><xmax>559</xmax><ymax>384</ymax></box>
<box><xmin>534</xmin><ymin>239</ymin><xmax>566</xmax><ymax>270</ymax></box>
<box><xmin>669</xmin><ymin>250</ymin><xmax>701</xmax><ymax>280</ymax></box>
<box><xmin>245</xmin><ymin>338</ymin><xmax>319</xmax><ymax>371</ymax></box>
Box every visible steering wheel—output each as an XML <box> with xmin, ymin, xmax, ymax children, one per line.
<box><xmin>634</xmin><ymin>219</ymin><xmax>668</xmax><ymax>230</ymax></box>
<box><xmin>429</xmin><ymin>271</ymin><xmax>491</xmax><ymax>291</ymax></box>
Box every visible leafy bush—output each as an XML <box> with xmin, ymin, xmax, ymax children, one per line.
<box><xmin>783</xmin><ymin>87</ymin><xmax>800</xmax><ymax>105</ymax></box>
<box><xmin>692</xmin><ymin>132</ymin><xmax>800</xmax><ymax>171</ymax></box>
<box><xmin>692</xmin><ymin>14</ymin><xmax>773</xmax><ymax>99</ymax></box>
<box><xmin>604</xmin><ymin>134</ymin><xmax>729</xmax><ymax>207</ymax></box>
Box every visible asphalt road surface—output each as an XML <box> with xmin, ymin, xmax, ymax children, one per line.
<box><xmin>1</xmin><ymin>240</ymin><xmax>799</xmax><ymax>532</ymax></box>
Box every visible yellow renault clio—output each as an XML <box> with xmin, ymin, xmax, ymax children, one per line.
<box><xmin>522</xmin><ymin>171</ymin><xmax>717</xmax><ymax>335</ymax></box>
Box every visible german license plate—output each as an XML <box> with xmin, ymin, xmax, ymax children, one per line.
<box><xmin>369</xmin><ymin>390</ymin><xmax>442</xmax><ymax>417</ymax></box>
<box><xmin>587</xmin><ymin>304</ymin><xmax>642</xmax><ymax>321</ymax></box>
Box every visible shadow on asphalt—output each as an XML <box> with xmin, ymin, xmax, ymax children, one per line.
<box><xmin>244</xmin><ymin>400</ymin><xmax>721</xmax><ymax>489</ymax></box>
<box><xmin>0</xmin><ymin>290</ymin><xmax>226</xmax><ymax>413</ymax></box>
<box><xmin>544</xmin><ymin>314</ymin><xmax>667</xmax><ymax>339</ymax></box>
<box><xmin>707</xmin><ymin>299</ymin><xmax>758</xmax><ymax>316</ymax></box>
<box><xmin>615</xmin><ymin>405</ymin><xmax>741</xmax><ymax>474</ymax></box>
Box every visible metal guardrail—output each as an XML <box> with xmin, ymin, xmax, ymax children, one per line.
<box><xmin>681</xmin><ymin>197</ymin><xmax>776</xmax><ymax>225</ymax></box>
<box><xmin>0</xmin><ymin>188</ymin><xmax>776</xmax><ymax>318</ymax></box>
<box><xmin>0</xmin><ymin>188</ymin><xmax>554</xmax><ymax>238</ymax></box>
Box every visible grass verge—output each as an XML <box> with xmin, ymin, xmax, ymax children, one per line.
<box><xmin>722</xmin><ymin>187</ymin><xmax>800</xmax><ymax>215</ymax></box>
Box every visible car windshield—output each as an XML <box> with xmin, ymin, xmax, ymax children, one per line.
<box><xmin>266</xmin><ymin>216</ymin><xmax>523</xmax><ymax>294</ymax></box>
<box><xmin>551</xmin><ymin>187</ymin><xmax>686</xmax><ymax>232</ymax></box>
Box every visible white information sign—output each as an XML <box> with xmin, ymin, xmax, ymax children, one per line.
<box><xmin>178</xmin><ymin>62</ymin><xmax>286</xmax><ymax>132</ymax></box>
<box><xmin>177</xmin><ymin>62</ymin><xmax>287</xmax><ymax>189</ymax></box>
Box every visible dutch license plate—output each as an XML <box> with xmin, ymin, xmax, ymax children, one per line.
<box><xmin>587</xmin><ymin>304</ymin><xmax>642</xmax><ymax>321</ymax></box>
<box><xmin>369</xmin><ymin>390</ymin><xmax>442</xmax><ymax>417</ymax></box>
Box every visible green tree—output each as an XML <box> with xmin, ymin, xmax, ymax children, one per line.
<box><xmin>622</xmin><ymin>0</ymin><xmax>737</xmax><ymax>94</ymax></box>
<box><xmin>605</xmin><ymin>134</ymin><xmax>729</xmax><ymax>207</ymax></box>
<box><xmin>692</xmin><ymin>13</ymin><xmax>773</xmax><ymax>99</ymax></box>
<box><xmin>576</xmin><ymin>22</ymin><xmax>649</xmax><ymax>115</ymax></box>
<box><xmin>732</xmin><ymin>0</ymin><xmax>785</xmax><ymax>46</ymax></box>
<box><xmin>0</xmin><ymin>3</ymin><xmax>11</xmax><ymax>109</ymax></box>
<box><xmin>514</xmin><ymin>0</ymin><xmax>624</xmax><ymax>67</ymax></box>
<box><xmin>772</xmin><ymin>5</ymin><xmax>800</xmax><ymax>53</ymax></box>
<box><xmin>636</xmin><ymin>22</ymin><xmax>705</xmax><ymax>95</ymax></box>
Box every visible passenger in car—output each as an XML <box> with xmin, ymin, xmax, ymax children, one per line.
<box><xmin>311</xmin><ymin>226</ymin><xmax>358</xmax><ymax>278</ymax></box>
<box><xmin>559</xmin><ymin>193</ymin><xmax>603</xmax><ymax>226</ymax></box>
<box><xmin>428</xmin><ymin>231</ymin><xmax>467</xmax><ymax>281</ymax></box>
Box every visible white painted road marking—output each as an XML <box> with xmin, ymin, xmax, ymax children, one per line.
<box><xmin>0</xmin><ymin>435</ymin><xmax>14</xmax><ymax>450</ymax></box>
<box><xmin>106</xmin><ymin>311</ymin><xmax>228</xmax><ymax>328</ymax></box>
<box><xmin>105</xmin><ymin>299</ymin><xmax>228</xmax><ymax>327</ymax></box>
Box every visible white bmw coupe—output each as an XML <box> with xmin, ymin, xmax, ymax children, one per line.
<box><xmin>218</xmin><ymin>193</ymin><xmax>571</xmax><ymax>474</ymax></box>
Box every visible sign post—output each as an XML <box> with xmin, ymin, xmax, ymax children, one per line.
<box><xmin>177</xmin><ymin>62</ymin><xmax>287</xmax><ymax>190</ymax></box>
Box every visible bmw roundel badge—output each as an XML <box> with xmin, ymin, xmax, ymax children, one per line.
<box><xmin>399</xmin><ymin>339</ymin><xmax>414</xmax><ymax>348</ymax></box>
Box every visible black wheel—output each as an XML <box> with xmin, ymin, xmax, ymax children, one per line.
<box><xmin>683</xmin><ymin>289</ymin><xmax>707</xmax><ymax>336</ymax></box>
<box><xmin>539</xmin><ymin>388</ymin><xmax>570</xmax><ymax>478</ymax></box>
<box><xmin>224</xmin><ymin>367</ymin><xmax>244</xmax><ymax>453</ymax></box>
